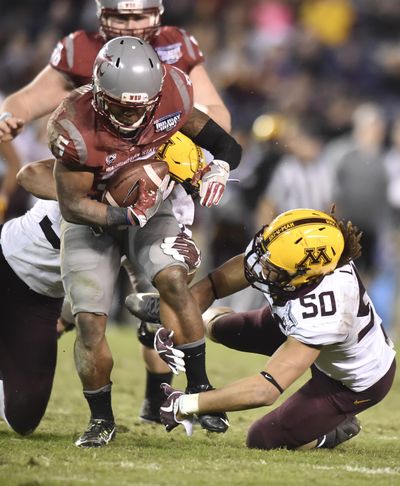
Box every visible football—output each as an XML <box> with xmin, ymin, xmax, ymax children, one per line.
<box><xmin>102</xmin><ymin>158</ymin><xmax>169</xmax><ymax>207</ymax></box>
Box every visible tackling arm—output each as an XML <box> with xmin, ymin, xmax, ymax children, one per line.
<box><xmin>17</xmin><ymin>159</ymin><xmax>57</xmax><ymax>200</ymax></box>
<box><xmin>190</xmin><ymin>253</ymin><xmax>249</xmax><ymax>312</ymax></box>
<box><xmin>176</xmin><ymin>337</ymin><xmax>320</xmax><ymax>415</ymax></box>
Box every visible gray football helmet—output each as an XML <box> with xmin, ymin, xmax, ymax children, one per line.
<box><xmin>92</xmin><ymin>36</ymin><xmax>164</xmax><ymax>134</ymax></box>
<box><xmin>95</xmin><ymin>0</ymin><xmax>164</xmax><ymax>40</ymax></box>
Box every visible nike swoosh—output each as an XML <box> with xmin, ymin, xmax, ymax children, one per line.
<box><xmin>353</xmin><ymin>399</ymin><xmax>371</xmax><ymax>405</ymax></box>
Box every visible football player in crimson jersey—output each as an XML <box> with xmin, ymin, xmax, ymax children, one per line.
<box><xmin>0</xmin><ymin>0</ymin><xmax>230</xmax><ymax>140</ymax></box>
<box><xmin>49</xmin><ymin>36</ymin><xmax>241</xmax><ymax>447</ymax></box>
<box><xmin>145</xmin><ymin>209</ymin><xmax>396</xmax><ymax>449</ymax></box>
<box><xmin>0</xmin><ymin>0</ymin><xmax>231</xmax><ymax>427</ymax></box>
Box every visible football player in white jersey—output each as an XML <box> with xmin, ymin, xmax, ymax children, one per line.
<box><xmin>149</xmin><ymin>208</ymin><xmax>396</xmax><ymax>449</ymax></box>
<box><xmin>0</xmin><ymin>197</ymin><xmax>65</xmax><ymax>434</ymax></box>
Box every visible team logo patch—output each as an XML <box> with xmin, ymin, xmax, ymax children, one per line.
<box><xmin>106</xmin><ymin>153</ymin><xmax>117</xmax><ymax>165</ymax></box>
<box><xmin>154</xmin><ymin>112</ymin><xmax>182</xmax><ymax>133</ymax></box>
<box><xmin>155</xmin><ymin>44</ymin><xmax>183</xmax><ymax>64</ymax></box>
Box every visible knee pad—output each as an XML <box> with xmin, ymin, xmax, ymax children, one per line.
<box><xmin>201</xmin><ymin>307</ymin><xmax>234</xmax><ymax>342</ymax></box>
<box><xmin>137</xmin><ymin>321</ymin><xmax>161</xmax><ymax>348</ymax></box>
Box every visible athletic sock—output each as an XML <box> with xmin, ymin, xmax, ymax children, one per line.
<box><xmin>177</xmin><ymin>339</ymin><xmax>211</xmax><ymax>389</ymax></box>
<box><xmin>145</xmin><ymin>370</ymin><xmax>173</xmax><ymax>403</ymax></box>
<box><xmin>83</xmin><ymin>383</ymin><xmax>114</xmax><ymax>422</ymax></box>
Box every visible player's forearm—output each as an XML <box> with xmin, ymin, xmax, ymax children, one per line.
<box><xmin>1</xmin><ymin>91</ymin><xmax>37</xmax><ymax>122</ymax></box>
<box><xmin>190</xmin><ymin>278</ymin><xmax>216</xmax><ymax>312</ymax></box>
<box><xmin>60</xmin><ymin>197</ymin><xmax>131</xmax><ymax>227</ymax></box>
<box><xmin>1</xmin><ymin>67</ymin><xmax>71</xmax><ymax>122</ymax></box>
<box><xmin>17</xmin><ymin>160</ymin><xmax>57</xmax><ymax>200</ymax></box>
<box><xmin>180</xmin><ymin>374</ymin><xmax>280</xmax><ymax>416</ymax></box>
<box><xmin>59</xmin><ymin>197</ymin><xmax>109</xmax><ymax>226</ymax></box>
<box><xmin>205</xmin><ymin>105</ymin><xmax>231</xmax><ymax>134</ymax></box>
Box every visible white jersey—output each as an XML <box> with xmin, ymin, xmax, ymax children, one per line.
<box><xmin>245</xmin><ymin>243</ymin><xmax>396</xmax><ymax>392</ymax></box>
<box><xmin>1</xmin><ymin>200</ymin><xmax>63</xmax><ymax>298</ymax></box>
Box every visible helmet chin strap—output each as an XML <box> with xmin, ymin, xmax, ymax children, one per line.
<box><xmin>110</xmin><ymin>112</ymin><xmax>146</xmax><ymax>133</ymax></box>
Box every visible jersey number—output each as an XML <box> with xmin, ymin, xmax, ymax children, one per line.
<box><xmin>300</xmin><ymin>291</ymin><xmax>337</xmax><ymax>319</ymax></box>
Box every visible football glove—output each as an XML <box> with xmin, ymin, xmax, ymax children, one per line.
<box><xmin>160</xmin><ymin>383</ymin><xmax>194</xmax><ymax>436</ymax></box>
<box><xmin>126</xmin><ymin>174</ymin><xmax>170</xmax><ymax>227</ymax></box>
<box><xmin>161</xmin><ymin>233</ymin><xmax>201</xmax><ymax>271</ymax></box>
<box><xmin>154</xmin><ymin>327</ymin><xmax>186</xmax><ymax>375</ymax></box>
<box><xmin>199</xmin><ymin>159</ymin><xmax>229</xmax><ymax>207</ymax></box>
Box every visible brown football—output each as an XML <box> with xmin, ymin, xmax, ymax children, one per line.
<box><xmin>102</xmin><ymin>158</ymin><xmax>169</xmax><ymax>207</ymax></box>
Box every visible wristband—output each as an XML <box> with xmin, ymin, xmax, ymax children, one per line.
<box><xmin>178</xmin><ymin>393</ymin><xmax>199</xmax><ymax>415</ymax></box>
<box><xmin>0</xmin><ymin>112</ymin><xmax>13</xmax><ymax>122</ymax></box>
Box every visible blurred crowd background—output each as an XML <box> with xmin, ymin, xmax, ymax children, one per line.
<box><xmin>1</xmin><ymin>0</ymin><xmax>400</xmax><ymax>338</ymax></box>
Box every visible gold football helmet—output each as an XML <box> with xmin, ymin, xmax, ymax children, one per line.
<box><xmin>245</xmin><ymin>208</ymin><xmax>345</xmax><ymax>294</ymax></box>
<box><xmin>157</xmin><ymin>131</ymin><xmax>205</xmax><ymax>194</ymax></box>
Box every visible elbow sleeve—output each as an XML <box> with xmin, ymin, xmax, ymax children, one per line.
<box><xmin>192</xmin><ymin>119</ymin><xmax>242</xmax><ymax>170</ymax></box>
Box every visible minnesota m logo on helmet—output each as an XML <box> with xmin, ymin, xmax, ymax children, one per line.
<box><xmin>296</xmin><ymin>247</ymin><xmax>332</xmax><ymax>268</ymax></box>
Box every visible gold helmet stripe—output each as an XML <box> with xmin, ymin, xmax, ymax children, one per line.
<box><xmin>261</xmin><ymin>217</ymin><xmax>337</xmax><ymax>250</ymax></box>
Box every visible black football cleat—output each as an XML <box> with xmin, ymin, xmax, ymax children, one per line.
<box><xmin>74</xmin><ymin>418</ymin><xmax>116</xmax><ymax>448</ymax></box>
<box><xmin>139</xmin><ymin>398</ymin><xmax>162</xmax><ymax>425</ymax></box>
<box><xmin>317</xmin><ymin>416</ymin><xmax>361</xmax><ymax>449</ymax></box>
<box><xmin>186</xmin><ymin>385</ymin><xmax>230</xmax><ymax>433</ymax></box>
<box><xmin>125</xmin><ymin>292</ymin><xmax>160</xmax><ymax>323</ymax></box>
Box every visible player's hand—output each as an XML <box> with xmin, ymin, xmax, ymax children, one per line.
<box><xmin>0</xmin><ymin>113</ymin><xmax>24</xmax><ymax>142</ymax></box>
<box><xmin>160</xmin><ymin>383</ymin><xmax>194</xmax><ymax>436</ymax></box>
<box><xmin>161</xmin><ymin>233</ymin><xmax>201</xmax><ymax>271</ymax></box>
<box><xmin>154</xmin><ymin>327</ymin><xmax>186</xmax><ymax>375</ymax></box>
<box><xmin>127</xmin><ymin>174</ymin><xmax>170</xmax><ymax>227</ymax></box>
<box><xmin>198</xmin><ymin>159</ymin><xmax>229</xmax><ymax>207</ymax></box>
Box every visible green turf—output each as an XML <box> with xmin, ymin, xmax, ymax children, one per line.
<box><xmin>0</xmin><ymin>326</ymin><xmax>399</xmax><ymax>486</ymax></box>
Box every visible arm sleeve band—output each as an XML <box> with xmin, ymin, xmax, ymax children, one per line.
<box><xmin>260</xmin><ymin>371</ymin><xmax>284</xmax><ymax>394</ymax></box>
<box><xmin>191</xmin><ymin>119</ymin><xmax>242</xmax><ymax>170</ymax></box>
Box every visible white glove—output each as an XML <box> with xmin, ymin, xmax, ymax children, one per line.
<box><xmin>154</xmin><ymin>327</ymin><xmax>186</xmax><ymax>375</ymax></box>
<box><xmin>199</xmin><ymin>159</ymin><xmax>229</xmax><ymax>207</ymax></box>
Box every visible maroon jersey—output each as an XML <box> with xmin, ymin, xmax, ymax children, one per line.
<box><xmin>47</xmin><ymin>64</ymin><xmax>193</xmax><ymax>199</ymax></box>
<box><xmin>50</xmin><ymin>27</ymin><xmax>204</xmax><ymax>87</ymax></box>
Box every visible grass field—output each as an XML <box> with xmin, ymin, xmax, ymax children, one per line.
<box><xmin>0</xmin><ymin>325</ymin><xmax>399</xmax><ymax>486</ymax></box>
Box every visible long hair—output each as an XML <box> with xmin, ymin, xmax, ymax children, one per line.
<box><xmin>330</xmin><ymin>205</ymin><xmax>362</xmax><ymax>267</ymax></box>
